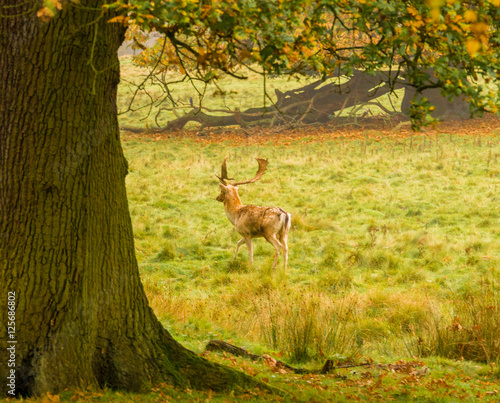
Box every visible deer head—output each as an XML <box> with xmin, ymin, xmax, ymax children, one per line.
<box><xmin>215</xmin><ymin>156</ymin><xmax>269</xmax><ymax>204</ymax></box>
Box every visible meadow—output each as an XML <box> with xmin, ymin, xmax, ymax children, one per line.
<box><xmin>26</xmin><ymin>61</ymin><xmax>500</xmax><ymax>402</ymax></box>
<box><xmin>112</xmin><ymin>122</ymin><xmax>500</xmax><ymax>401</ymax></box>
<box><xmin>110</xmin><ymin>58</ymin><xmax>500</xmax><ymax>400</ymax></box>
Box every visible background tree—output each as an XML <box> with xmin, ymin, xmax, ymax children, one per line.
<box><xmin>0</xmin><ymin>0</ymin><xmax>499</xmax><ymax>398</ymax></box>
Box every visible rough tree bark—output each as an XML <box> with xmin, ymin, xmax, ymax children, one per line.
<box><xmin>0</xmin><ymin>1</ymin><xmax>266</xmax><ymax>397</ymax></box>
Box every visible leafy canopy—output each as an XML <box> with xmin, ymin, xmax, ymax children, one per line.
<box><xmin>46</xmin><ymin>0</ymin><xmax>500</xmax><ymax>127</ymax></box>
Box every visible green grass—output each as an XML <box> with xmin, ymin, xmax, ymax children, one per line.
<box><xmin>126</xmin><ymin>135</ymin><xmax>500</xmax><ymax>291</ymax></box>
<box><xmin>27</xmin><ymin>356</ymin><xmax>500</xmax><ymax>403</ymax></box>
<box><xmin>122</xmin><ymin>130</ymin><xmax>500</xmax><ymax>370</ymax></box>
<box><xmin>24</xmin><ymin>131</ymin><xmax>500</xmax><ymax>403</ymax></box>
<box><xmin>93</xmin><ymin>57</ymin><xmax>500</xmax><ymax>400</ymax></box>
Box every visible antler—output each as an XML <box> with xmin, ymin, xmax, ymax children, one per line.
<box><xmin>215</xmin><ymin>156</ymin><xmax>234</xmax><ymax>185</ymax></box>
<box><xmin>215</xmin><ymin>157</ymin><xmax>268</xmax><ymax>186</ymax></box>
<box><xmin>232</xmin><ymin>158</ymin><xmax>268</xmax><ymax>185</ymax></box>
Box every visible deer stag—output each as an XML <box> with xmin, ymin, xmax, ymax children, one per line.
<box><xmin>215</xmin><ymin>157</ymin><xmax>291</xmax><ymax>270</ymax></box>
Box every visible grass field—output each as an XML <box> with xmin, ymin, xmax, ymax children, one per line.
<box><xmin>105</xmin><ymin>120</ymin><xmax>500</xmax><ymax>401</ymax></box>
<box><xmin>113</xmin><ymin>57</ymin><xmax>500</xmax><ymax>400</ymax></box>
<box><xmin>25</xmin><ymin>60</ymin><xmax>500</xmax><ymax>402</ymax></box>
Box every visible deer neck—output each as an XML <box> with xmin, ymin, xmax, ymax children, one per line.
<box><xmin>223</xmin><ymin>191</ymin><xmax>244</xmax><ymax>226</ymax></box>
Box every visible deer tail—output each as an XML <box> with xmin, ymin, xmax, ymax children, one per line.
<box><xmin>277</xmin><ymin>208</ymin><xmax>291</xmax><ymax>233</ymax></box>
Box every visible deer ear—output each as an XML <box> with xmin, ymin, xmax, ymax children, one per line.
<box><xmin>219</xmin><ymin>183</ymin><xmax>227</xmax><ymax>190</ymax></box>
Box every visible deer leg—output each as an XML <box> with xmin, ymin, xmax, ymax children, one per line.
<box><xmin>233</xmin><ymin>238</ymin><xmax>246</xmax><ymax>260</ymax></box>
<box><xmin>265</xmin><ymin>234</ymin><xmax>283</xmax><ymax>269</ymax></box>
<box><xmin>280</xmin><ymin>234</ymin><xmax>289</xmax><ymax>271</ymax></box>
<box><xmin>245</xmin><ymin>238</ymin><xmax>254</xmax><ymax>263</ymax></box>
<box><xmin>281</xmin><ymin>212</ymin><xmax>292</xmax><ymax>270</ymax></box>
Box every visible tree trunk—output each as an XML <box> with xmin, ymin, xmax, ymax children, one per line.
<box><xmin>0</xmin><ymin>2</ymin><xmax>265</xmax><ymax>397</ymax></box>
<box><xmin>401</xmin><ymin>87</ymin><xmax>470</xmax><ymax>119</ymax></box>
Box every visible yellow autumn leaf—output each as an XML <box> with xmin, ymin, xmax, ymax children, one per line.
<box><xmin>426</xmin><ymin>0</ymin><xmax>445</xmax><ymax>7</ymax></box>
<box><xmin>471</xmin><ymin>21</ymin><xmax>489</xmax><ymax>35</ymax></box>
<box><xmin>407</xmin><ymin>5</ymin><xmax>418</xmax><ymax>16</ymax></box>
<box><xmin>108</xmin><ymin>15</ymin><xmax>130</xmax><ymax>24</ymax></box>
<box><xmin>36</xmin><ymin>6</ymin><xmax>54</xmax><ymax>22</ymax></box>
<box><xmin>426</xmin><ymin>0</ymin><xmax>444</xmax><ymax>20</ymax></box>
<box><xmin>430</xmin><ymin>7</ymin><xmax>441</xmax><ymax>22</ymax></box>
<box><xmin>464</xmin><ymin>9</ymin><xmax>477</xmax><ymax>22</ymax></box>
<box><xmin>466</xmin><ymin>38</ymin><xmax>481</xmax><ymax>57</ymax></box>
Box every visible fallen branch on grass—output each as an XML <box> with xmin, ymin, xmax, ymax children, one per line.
<box><xmin>204</xmin><ymin>339</ymin><xmax>429</xmax><ymax>376</ymax></box>
<box><xmin>119</xmin><ymin>70</ymin><xmax>411</xmax><ymax>133</ymax></box>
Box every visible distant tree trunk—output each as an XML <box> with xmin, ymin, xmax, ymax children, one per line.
<box><xmin>401</xmin><ymin>87</ymin><xmax>470</xmax><ymax>119</ymax></box>
<box><xmin>0</xmin><ymin>1</ymin><xmax>264</xmax><ymax>397</ymax></box>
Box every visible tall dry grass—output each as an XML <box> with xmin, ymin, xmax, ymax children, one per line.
<box><xmin>251</xmin><ymin>289</ymin><xmax>361</xmax><ymax>362</ymax></box>
<box><xmin>413</xmin><ymin>277</ymin><xmax>500</xmax><ymax>364</ymax></box>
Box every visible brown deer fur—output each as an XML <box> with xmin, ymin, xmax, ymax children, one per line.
<box><xmin>216</xmin><ymin>158</ymin><xmax>291</xmax><ymax>270</ymax></box>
